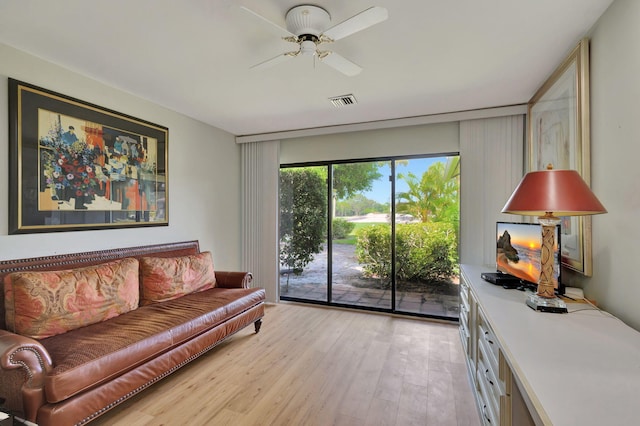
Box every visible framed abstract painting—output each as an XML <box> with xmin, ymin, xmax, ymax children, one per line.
<box><xmin>8</xmin><ymin>79</ymin><xmax>169</xmax><ymax>233</ymax></box>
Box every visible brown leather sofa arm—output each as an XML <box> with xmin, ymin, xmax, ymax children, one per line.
<box><xmin>215</xmin><ymin>271</ymin><xmax>253</xmax><ymax>288</ymax></box>
<box><xmin>0</xmin><ymin>329</ymin><xmax>53</xmax><ymax>422</ymax></box>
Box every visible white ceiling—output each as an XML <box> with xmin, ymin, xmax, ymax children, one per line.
<box><xmin>0</xmin><ymin>0</ymin><xmax>614</xmax><ymax>137</ymax></box>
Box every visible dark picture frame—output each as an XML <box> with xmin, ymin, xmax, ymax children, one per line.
<box><xmin>8</xmin><ymin>78</ymin><xmax>169</xmax><ymax>234</ymax></box>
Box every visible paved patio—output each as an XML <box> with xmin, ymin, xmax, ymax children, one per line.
<box><xmin>280</xmin><ymin>243</ymin><xmax>460</xmax><ymax>318</ymax></box>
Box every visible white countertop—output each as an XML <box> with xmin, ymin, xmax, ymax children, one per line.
<box><xmin>461</xmin><ymin>264</ymin><xmax>640</xmax><ymax>426</ymax></box>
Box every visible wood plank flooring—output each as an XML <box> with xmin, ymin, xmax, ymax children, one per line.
<box><xmin>92</xmin><ymin>303</ymin><xmax>480</xmax><ymax>426</ymax></box>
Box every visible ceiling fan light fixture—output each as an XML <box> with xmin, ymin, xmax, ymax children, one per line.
<box><xmin>299</xmin><ymin>39</ymin><xmax>317</xmax><ymax>56</ymax></box>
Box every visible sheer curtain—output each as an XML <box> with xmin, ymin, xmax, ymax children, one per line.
<box><xmin>240</xmin><ymin>140</ymin><xmax>280</xmax><ymax>302</ymax></box>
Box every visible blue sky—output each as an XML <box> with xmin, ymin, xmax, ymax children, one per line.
<box><xmin>360</xmin><ymin>156</ymin><xmax>450</xmax><ymax>204</ymax></box>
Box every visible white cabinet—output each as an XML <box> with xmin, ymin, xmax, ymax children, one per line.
<box><xmin>477</xmin><ymin>309</ymin><xmax>515</xmax><ymax>425</ymax></box>
<box><xmin>460</xmin><ymin>274</ymin><xmax>513</xmax><ymax>425</ymax></box>
<box><xmin>460</xmin><ymin>264</ymin><xmax>640</xmax><ymax>426</ymax></box>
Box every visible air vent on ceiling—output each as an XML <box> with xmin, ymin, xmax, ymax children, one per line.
<box><xmin>329</xmin><ymin>94</ymin><xmax>357</xmax><ymax>108</ymax></box>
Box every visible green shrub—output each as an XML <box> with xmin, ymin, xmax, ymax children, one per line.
<box><xmin>355</xmin><ymin>224</ymin><xmax>392</xmax><ymax>279</ymax></box>
<box><xmin>332</xmin><ymin>218</ymin><xmax>356</xmax><ymax>239</ymax></box>
<box><xmin>279</xmin><ymin>169</ymin><xmax>327</xmax><ymax>274</ymax></box>
<box><xmin>355</xmin><ymin>222</ymin><xmax>457</xmax><ymax>282</ymax></box>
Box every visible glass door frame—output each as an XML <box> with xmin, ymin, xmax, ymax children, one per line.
<box><xmin>279</xmin><ymin>152</ymin><xmax>460</xmax><ymax>321</ymax></box>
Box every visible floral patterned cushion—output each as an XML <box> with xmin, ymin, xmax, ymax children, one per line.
<box><xmin>4</xmin><ymin>258</ymin><xmax>140</xmax><ymax>339</ymax></box>
<box><xmin>139</xmin><ymin>251</ymin><xmax>216</xmax><ymax>305</ymax></box>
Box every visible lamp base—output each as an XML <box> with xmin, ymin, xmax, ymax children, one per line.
<box><xmin>526</xmin><ymin>293</ymin><xmax>568</xmax><ymax>313</ymax></box>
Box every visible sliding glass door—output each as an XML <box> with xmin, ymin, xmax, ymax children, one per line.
<box><xmin>394</xmin><ymin>157</ymin><xmax>460</xmax><ymax>317</ymax></box>
<box><xmin>278</xmin><ymin>166</ymin><xmax>328</xmax><ymax>302</ymax></box>
<box><xmin>330</xmin><ymin>161</ymin><xmax>392</xmax><ymax>309</ymax></box>
<box><xmin>279</xmin><ymin>155</ymin><xmax>460</xmax><ymax>320</ymax></box>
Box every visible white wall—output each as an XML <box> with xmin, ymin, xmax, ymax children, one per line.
<box><xmin>577</xmin><ymin>0</ymin><xmax>640</xmax><ymax>329</ymax></box>
<box><xmin>0</xmin><ymin>43</ymin><xmax>243</xmax><ymax>270</ymax></box>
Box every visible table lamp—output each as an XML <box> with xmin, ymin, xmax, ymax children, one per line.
<box><xmin>501</xmin><ymin>165</ymin><xmax>607</xmax><ymax>313</ymax></box>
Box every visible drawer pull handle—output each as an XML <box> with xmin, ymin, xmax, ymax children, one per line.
<box><xmin>482</xmin><ymin>404</ymin><xmax>491</xmax><ymax>423</ymax></box>
<box><xmin>484</xmin><ymin>331</ymin><xmax>494</xmax><ymax>345</ymax></box>
<box><xmin>485</xmin><ymin>368</ymin><xmax>494</xmax><ymax>386</ymax></box>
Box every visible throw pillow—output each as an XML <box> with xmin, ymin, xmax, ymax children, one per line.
<box><xmin>139</xmin><ymin>251</ymin><xmax>216</xmax><ymax>305</ymax></box>
<box><xmin>4</xmin><ymin>257</ymin><xmax>140</xmax><ymax>339</ymax></box>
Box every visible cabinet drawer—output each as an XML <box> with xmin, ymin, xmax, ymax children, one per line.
<box><xmin>459</xmin><ymin>305</ymin><xmax>469</xmax><ymax>330</ymax></box>
<box><xmin>478</xmin><ymin>312</ymin><xmax>499</xmax><ymax>372</ymax></box>
<box><xmin>460</xmin><ymin>296</ymin><xmax>470</xmax><ymax>320</ymax></box>
<box><xmin>459</xmin><ymin>310</ymin><xmax>469</xmax><ymax>335</ymax></box>
<box><xmin>459</xmin><ymin>315</ymin><xmax>470</xmax><ymax>354</ymax></box>
<box><xmin>459</xmin><ymin>326</ymin><xmax>470</xmax><ymax>355</ymax></box>
<box><xmin>460</xmin><ymin>279</ymin><xmax>470</xmax><ymax>305</ymax></box>
<box><xmin>476</xmin><ymin>360</ymin><xmax>499</xmax><ymax>425</ymax></box>
<box><xmin>478</xmin><ymin>339</ymin><xmax>504</xmax><ymax>404</ymax></box>
<box><xmin>478</xmin><ymin>327</ymin><xmax>499</xmax><ymax>381</ymax></box>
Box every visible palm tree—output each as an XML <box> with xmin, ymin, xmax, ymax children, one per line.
<box><xmin>396</xmin><ymin>157</ymin><xmax>459</xmax><ymax>224</ymax></box>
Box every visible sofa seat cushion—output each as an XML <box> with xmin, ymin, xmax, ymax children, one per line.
<box><xmin>4</xmin><ymin>258</ymin><xmax>140</xmax><ymax>339</ymax></box>
<box><xmin>40</xmin><ymin>287</ymin><xmax>265</xmax><ymax>403</ymax></box>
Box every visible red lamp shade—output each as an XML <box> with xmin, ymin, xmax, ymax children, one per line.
<box><xmin>502</xmin><ymin>169</ymin><xmax>607</xmax><ymax>217</ymax></box>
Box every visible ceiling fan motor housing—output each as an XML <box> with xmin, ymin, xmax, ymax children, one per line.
<box><xmin>285</xmin><ymin>5</ymin><xmax>330</xmax><ymax>37</ymax></box>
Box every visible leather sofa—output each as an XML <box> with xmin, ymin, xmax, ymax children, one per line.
<box><xmin>0</xmin><ymin>241</ymin><xmax>265</xmax><ymax>425</ymax></box>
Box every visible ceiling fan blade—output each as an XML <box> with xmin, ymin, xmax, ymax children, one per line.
<box><xmin>240</xmin><ymin>6</ymin><xmax>296</xmax><ymax>38</ymax></box>
<box><xmin>250</xmin><ymin>52</ymin><xmax>295</xmax><ymax>71</ymax></box>
<box><xmin>320</xmin><ymin>51</ymin><xmax>362</xmax><ymax>76</ymax></box>
<box><xmin>322</xmin><ymin>6</ymin><xmax>388</xmax><ymax>41</ymax></box>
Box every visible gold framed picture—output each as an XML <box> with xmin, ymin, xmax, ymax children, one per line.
<box><xmin>527</xmin><ymin>38</ymin><xmax>591</xmax><ymax>275</ymax></box>
<box><xmin>9</xmin><ymin>79</ymin><xmax>169</xmax><ymax>234</ymax></box>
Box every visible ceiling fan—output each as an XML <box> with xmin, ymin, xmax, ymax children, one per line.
<box><xmin>241</xmin><ymin>4</ymin><xmax>388</xmax><ymax>76</ymax></box>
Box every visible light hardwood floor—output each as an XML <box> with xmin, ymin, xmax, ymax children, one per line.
<box><xmin>92</xmin><ymin>303</ymin><xmax>481</xmax><ymax>426</ymax></box>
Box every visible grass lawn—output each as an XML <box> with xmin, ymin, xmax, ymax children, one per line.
<box><xmin>333</xmin><ymin>222</ymin><xmax>387</xmax><ymax>245</ymax></box>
